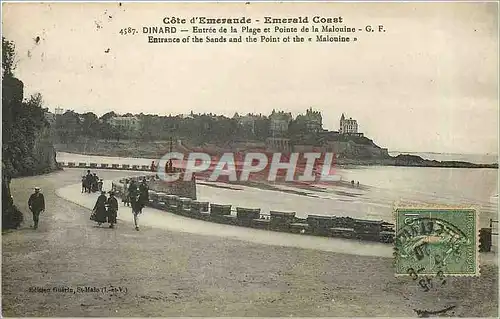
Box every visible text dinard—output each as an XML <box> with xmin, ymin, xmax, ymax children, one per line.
<box><xmin>144</xmin><ymin>24</ymin><xmax>354</xmax><ymax>34</ymax></box>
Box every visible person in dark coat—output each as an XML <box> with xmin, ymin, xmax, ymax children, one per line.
<box><xmin>106</xmin><ymin>191</ymin><xmax>119</xmax><ymax>228</ymax></box>
<box><xmin>128</xmin><ymin>181</ymin><xmax>142</xmax><ymax>231</ymax></box>
<box><xmin>122</xmin><ymin>179</ymin><xmax>130</xmax><ymax>207</ymax></box>
<box><xmin>85</xmin><ymin>170</ymin><xmax>93</xmax><ymax>193</ymax></box>
<box><xmin>91</xmin><ymin>173</ymin><xmax>99</xmax><ymax>192</ymax></box>
<box><xmin>28</xmin><ymin>187</ymin><xmax>45</xmax><ymax>229</ymax></box>
<box><xmin>92</xmin><ymin>191</ymin><xmax>108</xmax><ymax>226</ymax></box>
<box><xmin>81</xmin><ymin>176</ymin><xmax>86</xmax><ymax>193</ymax></box>
<box><xmin>138</xmin><ymin>178</ymin><xmax>149</xmax><ymax>209</ymax></box>
<box><xmin>128</xmin><ymin>180</ymin><xmax>138</xmax><ymax>200</ymax></box>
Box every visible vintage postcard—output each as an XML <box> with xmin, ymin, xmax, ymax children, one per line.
<box><xmin>1</xmin><ymin>1</ymin><xmax>498</xmax><ymax>318</ymax></box>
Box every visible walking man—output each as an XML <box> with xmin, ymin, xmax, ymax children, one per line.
<box><xmin>81</xmin><ymin>176</ymin><xmax>86</xmax><ymax>193</ymax></box>
<box><xmin>128</xmin><ymin>181</ymin><xmax>141</xmax><ymax>231</ymax></box>
<box><xmin>85</xmin><ymin>170</ymin><xmax>93</xmax><ymax>193</ymax></box>
<box><xmin>107</xmin><ymin>191</ymin><xmax>119</xmax><ymax>229</ymax></box>
<box><xmin>139</xmin><ymin>178</ymin><xmax>149</xmax><ymax>202</ymax></box>
<box><xmin>122</xmin><ymin>179</ymin><xmax>130</xmax><ymax>207</ymax></box>
<box><xmin>28</xmin><ymin>187</ymin><xmax>45</xmax><ymax>229</ymax></box>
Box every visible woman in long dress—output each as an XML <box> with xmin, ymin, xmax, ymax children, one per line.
<box><xmin>91</xmin><ymin>191</ymin><xmax>108</xmax><ymax>226</ymax></box>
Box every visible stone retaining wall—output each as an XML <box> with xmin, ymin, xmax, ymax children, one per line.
<box><xmin>58</xmin><ymin>162</ymin><xmax>154</xmax><ymax>172</ymax></box>
<box><xmin>111</xmin><ymin>175</ymin><xmax>396</xmax><ymax>244</ymax></box>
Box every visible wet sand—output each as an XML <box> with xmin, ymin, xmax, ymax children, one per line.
<box><xmin>2</xmin><ymin>168</ymin><xmax>498</xmax><ymax>317</ymax></box>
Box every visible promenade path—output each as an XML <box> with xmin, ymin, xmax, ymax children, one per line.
<box><xmin>58</xmin><ymin>182</ymin><xmax>393</xmax><ymax>259</ymax></box>
<box><xmin>2</xmin><ymin>168</ymin><xmax>498</xmax><ymax>317</ymax></box>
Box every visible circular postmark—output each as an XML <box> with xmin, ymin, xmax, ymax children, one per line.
<box><xmin>395</xmin><ymin>217</ymin><xmax>473</xmax><ymax>276</ymax></box>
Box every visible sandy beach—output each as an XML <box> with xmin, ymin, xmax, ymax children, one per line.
<box><xmin>2</xmin><ymin>168</ymin><xmax>498</xmax><ymax>317</ymax></box>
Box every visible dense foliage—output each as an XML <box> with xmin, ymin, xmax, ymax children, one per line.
<box><xmin>52</xmin><ymin>111</ymin><xmax>273</xmax><ymax>145</ymax></box>
<box><xmin>2</xmin><ymin>37</ymin><xmax>58</xmax><ymax>229</ymax></box>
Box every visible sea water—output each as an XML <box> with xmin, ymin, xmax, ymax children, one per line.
<box><xmin>57</xmin><ymin>152</ymin><xmax>498</xmax><ymax>226</ymax></box>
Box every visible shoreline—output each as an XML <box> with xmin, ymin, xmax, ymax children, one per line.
<box><xmin>56</xmin><ymin>148</ymin><xmax>499</xmax><ymax>169</ymax></box>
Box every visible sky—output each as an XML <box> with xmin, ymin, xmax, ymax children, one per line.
<box><xmin>2</xmin><ymin>2</ymin><xmax>498</xmax><ymax>154</ymax></box>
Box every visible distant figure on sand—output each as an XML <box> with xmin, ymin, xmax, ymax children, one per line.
<box><xmin>28</xmin><ymin>187</ymin><xmax>45</xmax><ymax>230</ymax></box>
<box><xmin>357</xmin><ymin>181</ymin><xmax>360</xmax><ymax>188</ymax></box>
<box><xmin>106</xmin><ymin>191</ymin><xmax>118</xmax><ymax>229</ymax></box>
<box><xmin>91</xmin><ymin>191</ymin><xmax>108</xmax><ymax>226</ymax></box>
<box><xmin>351</xmin><ymin>180</ymin><xmax>355</xmax><ymax>187</ymax></box>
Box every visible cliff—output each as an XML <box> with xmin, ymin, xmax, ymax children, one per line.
<box><xmin>290</xmin><ymin>132</ymin><xmax>389</xmax><ymax>159</ymax></box>
<box><xmin>2</xmin><ymin>38</ymin><xmax>59</xmax><ymax>230</ymax></box>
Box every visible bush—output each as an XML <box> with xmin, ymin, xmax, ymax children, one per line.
<box><xmin>2</xmin><ymin>202</ymin><xmax>24</xmax><ymax>230</ymax></box>
<box><xmin>2</xmin><ymin>180</ymin><xmax>23</xmax><ymax>230</ymax></box>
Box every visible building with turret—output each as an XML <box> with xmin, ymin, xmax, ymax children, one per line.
<box><xmin>339</xmin><ymin>113</ymin><xmax>361</xmax><ymax>135</ymax></box>
<box><xmin>268</xmin><ymin>109</ymin><xmax>292</xmax><ymax>137</ymax></box>
<box><xmin>267</xmin><ymin>110</ymin><xmax>292</xmax><ymax>151</ymax></box>
<box><xmin>234</xmin><ymin>113</ymin><xmax>259</xmax><ymax>134</ymax></box>
<box><xmin>295</xmin><ymin>107</ymin><xmax>323</xmax><ymax>133</ymax></box>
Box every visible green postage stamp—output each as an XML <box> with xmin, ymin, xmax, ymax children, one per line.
<box><xmin>394</xmin><ymin>206</ymin><xmax>479</xmax><ymax>277</ymax></box>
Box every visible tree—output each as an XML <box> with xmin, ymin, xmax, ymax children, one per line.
<box><xmin>254</xmin><ymin>117</ymin><xmax>270</xmax><ymax>141</ymax></box>
<box><xmin>138</xmin><ymin>115</ymin><xmax>156</xmax><ymax>141</ymax></box>
<box><xmin>100</xmin><ymin>111</ymin><xmax>118</xmax><ymax>122</ymax></box>
<box><xmin>2</xmin><ymin>37</ymin><xmax>16</xmax><ymax>78</ymax></box>
<box><xmin>55</xmin><ymin>111</ymin><xmax>82</xmax><ymax>143</ymax></box>
<box><xmin>2</xmin><ymin>37</ymin><xmax>58</xmax><ymax>229</ymax></box>
<box><xmin>80</xmin><ymin>112</ymin><xmax>99</xmax><ymax>137</ymax></box>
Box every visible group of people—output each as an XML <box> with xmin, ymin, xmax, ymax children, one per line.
<box><xmin>90</xmin><ymin>177</ymin><xmax>150</xmax><ymax>231</ymax></box>
<box><xmin>82</xmin><ymin>170</ymin><xmax>103</xmax><ymax>193</ymax></box>
<box><xmin>90</xmin><ymin>190</ymin><xmax>119</xmax><ymax>228</ymax></box>
<box><xmin>26</xmin><ymin>174</ymin><xmax>150</xmax><ymax>231</ymax></box>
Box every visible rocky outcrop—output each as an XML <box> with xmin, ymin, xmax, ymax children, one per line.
<box><xmin>393</xmin><ymin>154</ymin><xmax>498</xmax><ymax>168</ymax></box>
<box><xmin>324</xmin><ymin>140</ymin><xmax>389</xmax><ymax>159</ymax></box>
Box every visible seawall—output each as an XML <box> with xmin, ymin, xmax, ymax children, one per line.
<box><xmin>111</xmin><ymin>175</ymin><xmax>396</xmax><ymax>244</ymax></box>
<box><xmin>148</xmin><ymin>178</ymin><xmax>197</xmax><ymax>200</ymax></box>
